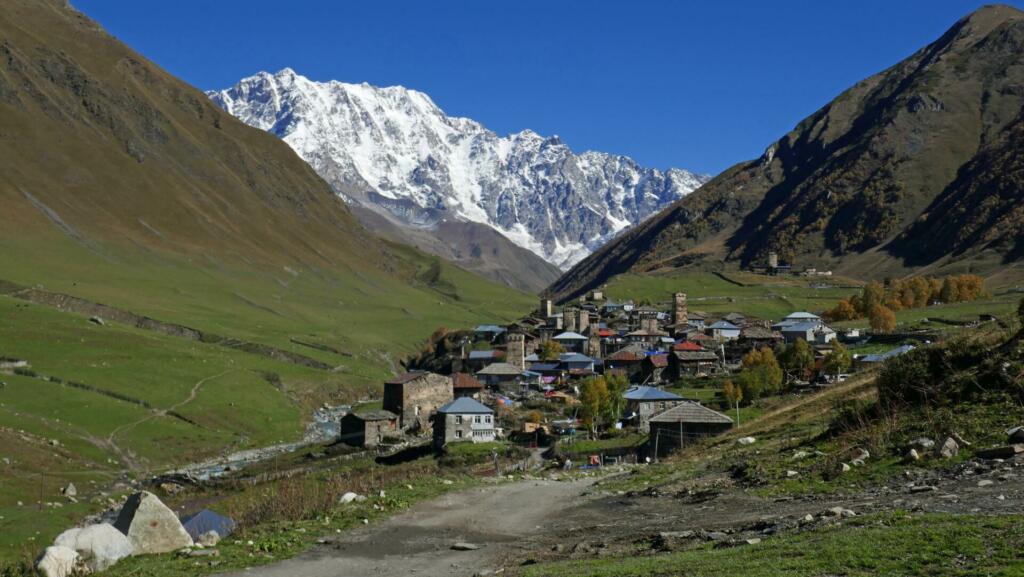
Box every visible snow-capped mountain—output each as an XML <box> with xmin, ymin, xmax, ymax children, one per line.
<box><xmin>208</xmin><ymin>69</ymin><xmax>709</xmax><ymax>269</ymax></box>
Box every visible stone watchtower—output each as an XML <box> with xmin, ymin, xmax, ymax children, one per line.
<box><xmin>506</xmin><ymin>333</ymin><xmax>526</xmax><ymax>370</ymax></box>
<box><xmin>768</xmin><ymin>251</ymin><xmax>779</xmax><ymax>269</ymax></box>
<box><xmin>540</xmin><ymin>298</ymin><xmax>553</xmax><ymax>318</ymax></box>
<box><xmin>576</xmin><ymin>308</ymin><xmax>590</xmax><ymax>334</ymax></box>
<box><xmin>672</xmin><ymin>292</ymin><xmax>688</xmax><ymax>326</ymax></box>
<box><xmin>564</xmin><ymin>307</ymin><xmax>578</xmax><ymax>333</ymax></box>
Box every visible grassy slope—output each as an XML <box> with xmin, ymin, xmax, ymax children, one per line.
<box><xmin>0</xmin><ymin>0</ymin><xmax>534</xmax><ymax>557</ymax></box>
<box><xmin>601</xmin><ymin>272</ymin><xmax>860</xmax><ymax>319</ymax></box>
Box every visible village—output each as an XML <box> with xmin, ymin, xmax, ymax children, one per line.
<box><xmin>338</xmin><ymin>287</ymin><xmax>916</xmax><ymax>461</ymax></box>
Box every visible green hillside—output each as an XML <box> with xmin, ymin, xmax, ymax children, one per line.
<box><xmin>0</xmin><ymin>0</ymin><xmax>533</xmax><ymax>556</ymax></box>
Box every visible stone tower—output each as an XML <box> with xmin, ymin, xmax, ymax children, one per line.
<box><xmin>564</xmin><ymin>307</ymin><xmax>578</xmax><ymax>333</ymax></box>
<box><xmin>577</xmin><ymin>308</ymin><xmax>590</xmax><ymax>334</ymax></box>
<box><xmin>540</xmin><ymin>298</ymin><xmax>553</xmax><ymax>318</ymax></box>
<box><xmin>506</xmin><ymin>333</ymin><xmax>526</xmax><ymax>370</ymax></box>
<box><xmin>587</xmin><ymin>333</ymin><xmax>602</xmax><ymax>359</ymax></box>
<box><xmin>672</xmin><ymin>292</ymin><xmax>688</xmax><ymax>326</ymax></box>
<box><xmin>768</xmin><ymin>251</ymin><xmax>779</xmax><ymax>269</ymax></box>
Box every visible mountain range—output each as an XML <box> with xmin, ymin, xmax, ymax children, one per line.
<box><xmin>207</xmin><ymin>70</ymin><xmax>708</xmax><ymax>290</ymax></box>
<box><xmin>549</xmin><ymin>3</ymin><xmax>1024</xmax><ymax>301</ymax></box>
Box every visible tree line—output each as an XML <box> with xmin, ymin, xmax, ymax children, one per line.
<box><xmin>824</xmin><ymin>274</ymin><xmax>986</xmax><ymax>332</ymax></box>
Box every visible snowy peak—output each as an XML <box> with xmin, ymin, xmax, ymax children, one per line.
<box><xmin>208</xmin><ymin>69</ymin><xmax>709</xmax><ymax>268</ymax></box>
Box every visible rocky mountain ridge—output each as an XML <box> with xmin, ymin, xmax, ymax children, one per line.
<box><xmin>208</xmin><ymin>69</ymin><xmax>709</xmax><ymax>274</ymax></box>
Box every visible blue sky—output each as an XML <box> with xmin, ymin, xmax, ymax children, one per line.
<box><xmin>74</xmin><ymin>1</ymin><xmax>1018</xmax><ymax>175</ymax></box>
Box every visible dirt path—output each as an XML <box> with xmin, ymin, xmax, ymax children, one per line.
<box><xmin>218</xmin><ymin>477</ymin><xmax>598</xmax><ymax>577</ymax></box>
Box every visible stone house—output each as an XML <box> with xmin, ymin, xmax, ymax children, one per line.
<box><xmin>623</xmin><ymin>386</ymin><xmax>685</xmax><ymax>433</ymax></box>
<box><xmin>476</xmin><ymin>361</ymin><xmax>523</xmax><ymax>391</ymax></box>
<box><xmin>649</xmin><ymin>402</ymin><xmax>733</xmax><ymax>456</ymax></box>
<box><xmin>433</xmin><ymin>397</ymin><xmax>496</xmax><ymax>448</ymax></box>
<box><xmin>383</xmin><ymin>371</ymin><xmax>453</xmax><ymax>432</ymax></box>
<box><xmin>452</xmin><ymin>372</ymin><xmax>484</xmax><ymax>399</ymax></box>
<box><xmin>640</xmin><ymin>354</ymin><xmax>669</xmax><ymax>384</ymax></box>
<box><xmin>668</xmin><ymin>350</ymin><xmax>720</xmax><ymax>379</ymax></box>
<box><xmin>706</xmin><ymin>320</ymin><xmax>741</xmax><ymax>341</ymax></box>
<box><xmin>339</xmin><ymin>410</ymin><xmax>398</xmax><ymax>448</ymax></box>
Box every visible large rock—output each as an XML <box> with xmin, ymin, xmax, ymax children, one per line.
<box><xmin>55</xmin><ymin>523</ymin><xmax>133</xmax><ymax>571</ymax></box>
<box><xmin>36</xmin><ymin>546</ymin><xmax>87</xmax><ymax>577</ymax></box>
<box><xmin>114</xmin><ymin>491</ymin><xmax>193</xmax><ymax>554</ymax></box>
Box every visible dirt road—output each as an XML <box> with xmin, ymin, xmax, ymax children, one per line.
<box><xmin>219</xmin><ymin>477</ymin><xmax>597</xmax><ymax>577</ymax></box>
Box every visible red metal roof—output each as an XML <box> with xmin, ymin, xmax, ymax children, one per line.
<box><xmin>673</xmin><ymin>341</ymin><xmax>705</xmax><ymax>352</ymax></box>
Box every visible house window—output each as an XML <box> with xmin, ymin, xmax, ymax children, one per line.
<box><xmin>474</xmin><ymin>415</ymin><xmax>481</xmax><ymax>424</ymax></box>
<box><xmin>455</xmin><ymin>415</ymin><xmax>463</xmax><ymax>425</ymax></box>
<box><xmin>455</xmin><ymin>430</ymin><xmax>463</xmax><ymax>439</ymax></box>
<box><xmin>485</xmin><ymin>415</ymin><xmax>492</xmax><ymax>424</ymax></box>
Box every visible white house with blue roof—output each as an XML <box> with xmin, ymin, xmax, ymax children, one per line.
<box><xmin>433</xmin><ymin>397</ymin><xmax>496</xmax><ymax>448</ymax></box>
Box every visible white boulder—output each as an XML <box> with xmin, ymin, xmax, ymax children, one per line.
<box><xmin>55</xmin><ymin>523</ymin><xmax>133</xmax><ymax>571</ymax></box>
<box><xmin>36</xmin><ymin>546</ymin><xmax>87</xmax><ymax>577</ymax></box>
<box><xmin>737</xmin><ymin>437</ymin><xmax>756</xmax><ymax>446</ymax></box>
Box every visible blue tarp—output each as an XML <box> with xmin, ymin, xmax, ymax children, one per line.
<box><xmin>181</xmin><ymin>509</ymin><xmax>237</xmax><ymax>540</ymax></box>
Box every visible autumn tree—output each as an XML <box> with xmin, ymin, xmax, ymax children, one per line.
<box><xmin>910</xmin><ymin>277</ymin><xmax>932</xmax><ymax>308</ymax></box>
<box><xmin>538</xmin><ymin>340</ymin><xmax>565</xmax><ymax>361</ymax></box>
<box><xmin>780</xmin><ymin>339</ymin><xmax>815</xmax><ymax>381</ymax></box>
<box><xmin>602</xmin><ymin>372</ymin><xmax>630</xmax><ymax>425</ymax></box>
<box><xmin>735</xmin><ymin>347</ymin><xmax>783</xmax><ymax>401</ymax></box>
<box><xmin>722</xmin><ymin>380</ymin><xmax>743</xmax><ymax>425</ymax></box>
<box><xmin>823</xmin><ymin>339</ymin><xmax>852</xmax><ymax>378</ymax></box>
<box><xmin>824</xmin><ymin>298</ymin><xmax>858</xmax><ymax>322</ymax></box>
<box><xmin>862</xmin><ymin>281</ymin><xmax>886</xmax><ymax>313</ymax></box>
<box><xmin>579</xmin><ymin>376</ymin><xmax>610</xmax><ymax>435</ymax></box>
<box><xmin>940</xmin><ymin>277</ymin><xmax>960</xmax><ymax>303</ymax></box>
<box><xmin>869</xmin><ymin>304</ymin><xmax>896</xmax><ymax>333</ymax></box>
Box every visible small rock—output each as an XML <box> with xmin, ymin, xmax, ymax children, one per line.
<box><xmin>908</xmin><ymin>438</ymin><xmax>935</xmax><ymax>452</ymax></box>
<box><xmin>904</xmin><ymin>448</ymin><xmax>920</xmax><ymax>462</ymax></box>
<box><xmin>61</xmin><ymin>483</ymin><xmax>76</xmax><ymax>497</ymax></box>
<box><xmin>88</xmin><ymin>316</ymin><xmax>105</xmax><ymax>326</ymax></box>
<box><xmin>1007</xmin><ymin>426</ymin><xmax>1024</xmax><ymax>444</ymax></box>
<box><xmin>737</xmin><ymin>437</ymin><xmax>756</xmax><ymax>446</ymax></box>
<box><xmin>839</xmin><ymin>463</ymin><xmax>851</xmax><ymax>473</ymax></box>
<box><xmin>339</xmin><ymin>492</ymin><xmax>361</xmax><ymax>504</ymax></box>
<box><xmin>801</xmin><ymin>514</ymin><xmax>815</xmax><ymax>524</ymax></box>
<box><xmin>786</xmin><ymin>470</ymin><xmax>799</xmax><ymax>478</ymax></box>
<box><xmin>706</xmin><ymin>531</ymin><xmax>729</xmax><ymax>541</ymax></box>
<box><xmin>743</xmin><ymin>538</ymin><xmax>762</xmax><ymax>545</ymax></box>
<box><xmin>977</xmin><ymin>479</ymin><xmax>995</xmax><ymax>487</ymax></box>
<box><xmin>937</xmin><ymin>437</ymin><xmax>959</xmax><ymax>459</ymax></box>
<box><xmin>851</xmin><ymin>447</ymin><xmax>870</xmax><ymax>462</ymax></box>
<box><xmin>196</xmin><ymin>531</ymin><xmax>221</xmax><ymax>548</ymax></box>
<box><xmin>910</xmin><ymin>485</ymin><xmax>937</xmax><ymax>493</ymax></box>
<box><xmin>452</xmin><ymin>542</ymin><xmax>481</xmax><ymax>551</ymax></box>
